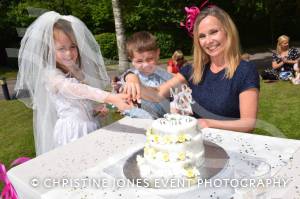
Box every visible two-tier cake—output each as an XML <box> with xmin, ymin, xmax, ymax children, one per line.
<box><xmin>136</xmin><ymin>114</ymin><xmax>204</xmax><ymax>187</ymax></box>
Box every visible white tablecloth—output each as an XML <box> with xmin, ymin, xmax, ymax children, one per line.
<box><xmin>7</xmin><ymin>117</ymin><xmax>300</xmax><ymax>199</ymax></box>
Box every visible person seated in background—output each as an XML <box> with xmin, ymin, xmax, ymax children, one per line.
<box><xmin>167</xmin><ymin>50</ymin><xmax>187</xmax><ymax>74</ymax></box>
<box><xmin>272</xmin><ymin>35</ymin><xmax>300</xmax><ymax>80</ymax></box>
<box><xmin>111</xmin><ymin>76</ymin><xmax>122</xmax><ymax>93</ymax></box>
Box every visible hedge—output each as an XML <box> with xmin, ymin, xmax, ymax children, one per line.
<box><xmin>95</xmin><ymin>33</ymin><xmax>118</xmax><ymax>60</ymax></box>
<box><xmin>94</xmin><ymin>31</ymin><xmax>193</xmax><ymax>60</ymax></box>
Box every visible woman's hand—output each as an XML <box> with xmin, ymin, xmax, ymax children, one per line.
<box><xmin>198</xmin><ymin>119</ymin><xmax>209</xmax><ymax>128</ymax></box>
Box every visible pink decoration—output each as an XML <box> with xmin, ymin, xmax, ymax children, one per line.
<box><xmin>0</xmin><ymin>157</ymin><xmax>31</xmax><ymax>199</ymax></box>
<box><xmin>181</xmin><ymin>0</ymin><xmax>214</xmax><ymax>37</ymax></box>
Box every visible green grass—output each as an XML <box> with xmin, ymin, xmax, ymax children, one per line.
<box><xmin>0</xmin><ymin>100</ymin><xmax>35</xmax><ymax>167</ymax></box>
<box><xmin>0</xmin><ymin>101</ymin><xmax>123</xmax><ymax>167</ymax></box>
<box><xmin>254</xmin><ymin>81</ymin><xmax>300</xmax><ymax>138</ymax></box>
<box><xmin>0</xmin><ymin>66</ymin><xmax>18</xmax><ymax>80</ymax></box>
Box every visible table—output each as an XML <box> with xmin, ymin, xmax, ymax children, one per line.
<box><xmin>7</xmin><ymin>117</ymin><xmax>300</xmax><ymax>199</ymax></box>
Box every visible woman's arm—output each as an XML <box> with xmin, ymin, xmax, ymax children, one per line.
<box><xmin>272</xmin><ymin>60</ymin><xmax>284</xmax><ymax>69</ymax></box>
<box><xmin>199</xmin><ymin>88</ymin><xmax>259</xmax><ymax>132</ymax></box>
<box><xmin>167</xmin><ymin>66</ymin><xmax>173</xmax><ymax>73</ymax></box>
<box><xmin>124</xmin><ymin>73</ymin><xmax>187</xmax><ymax>102</ymax></box>
<box><xmin>283</xmin><ymin>58</ymin><xmax>299</xmax><ymax>65</ymax></box>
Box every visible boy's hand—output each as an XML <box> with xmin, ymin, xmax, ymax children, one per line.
<box><xmin>122</xmin><ymin>82</ymin><xmax>141</xmax><ymax>103</ymax></box>
<box><xmin>122</xmin><ymin>73</ymin><xmax>141</xmax><ymax>102</ymax></box>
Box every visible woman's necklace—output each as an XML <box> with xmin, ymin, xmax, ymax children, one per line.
<box><xmin>210</xmin><ymin>63</ymin><xmax>226</xmax><ymax>73</ymax></box>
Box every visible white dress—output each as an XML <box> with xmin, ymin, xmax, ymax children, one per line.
<box><xmin>45</xmin><ymin>69</ymin><xmax>109</xmax><ymax>148</ymax></box>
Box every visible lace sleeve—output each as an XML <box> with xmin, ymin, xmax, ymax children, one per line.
<box><xmin>46</xmin><ymin>70</ymin><xmax>109</xmax><ymax>103</ymax></box>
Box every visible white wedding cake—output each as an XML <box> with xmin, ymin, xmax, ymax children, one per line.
<box><xmin>136</xmin><ymin>114</ymin><xmax>204</xmax><ymax>187</ymax></box>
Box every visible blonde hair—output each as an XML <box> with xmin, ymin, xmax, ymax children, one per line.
<box><xmin>276</xmin><ymin>35</ymin><xmax>289</xmax><ymax>54</ymax></box>
<box><xmin>172</xmin><ymin>50</ymin><xmax>186</xmax><ymax>65</ymax></box>
<box><xmin>241</xmin><ymin>53</ymin><xmax>250</xmax><ymax>61</ymax></box>
<box><xmin>192</xmin><ymin>6</ymin><xmax>241</xmax><ymax>84</ymax></box>
<box><xmin>172</xmin><ymin>50</ymin><xmax>184</xmax><ymax>60</ymax></box>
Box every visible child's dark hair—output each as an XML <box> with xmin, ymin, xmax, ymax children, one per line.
<box><xmin>126</xmin><ymin>31</ymin><xmax>158</xmax><ymax>59</ymax></box>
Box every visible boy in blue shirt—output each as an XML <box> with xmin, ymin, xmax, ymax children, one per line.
<box><xmin>119</xmin><ymin>31</ymin><xmax>172</xmax><ymax>119</ymax></box>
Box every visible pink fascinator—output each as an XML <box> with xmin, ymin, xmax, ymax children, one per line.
<box><xmin>180</xmin><ymin>0</ymin><xmax>214</xmax><ymax>37</ymax></box>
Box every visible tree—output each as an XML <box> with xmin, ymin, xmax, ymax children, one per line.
<box><xmin>111</xmin><ymin>0</ymin><xmax>129</xmax><ymax>73</ymax></box>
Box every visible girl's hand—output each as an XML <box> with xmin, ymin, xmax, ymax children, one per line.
<box><xmin>93</xmin><ymin>104</ymin><xmax>109</xmax><ymax>117</ymax></box>
<box><xmin>107</xmin><ymin>93</ymin><xmax>134</xmax><ymax>111</ymax></box>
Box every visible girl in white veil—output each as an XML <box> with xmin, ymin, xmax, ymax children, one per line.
<box><xmin>15</xmin><ymin>11</ymin><xmax>132</xmax><ymax>155</ymax></box>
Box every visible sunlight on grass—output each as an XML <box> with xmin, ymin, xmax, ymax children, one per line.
<box><xmin>0</xmin><ymin>100</ymin><xmax>35</xmax><ymax>167</ymax></box>
<box><xmin>0</xmin><ymin>67</ymin><xmax>18</xmax><ymax>80</ymax></box>
<box><xmin>254</xmin><ymin>81</ymin><xmax>300</xmax><ymax>138</ymax></box>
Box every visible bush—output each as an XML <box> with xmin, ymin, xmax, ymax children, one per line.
<box><xmin>154</xmin><ymin>32</ymin><xmax>175</xmax><ymax>58</ymax></box>
<box><xmin>153</xmin><ymin>31</ymin><xmax>193</xmax><ymax>58</ymax></box>
<box><xmin>95</xmin><ymin>33</ymin><xmax>117</xmax><ymax>60</ymax></box>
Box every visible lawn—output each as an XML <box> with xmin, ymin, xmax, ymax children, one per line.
<box><xmin>254</xmin><ymin>81</ymin><xmax>300</xmax><ymax>139</ymax></box>
<box><xmin>0</xmin><ymin>100</ymin><xmax>35</xmax><ymax>168</ymax></box>
<box><xmin>0</xmin><ymin>65</ymin><xmax>18</xmax><ymax>80</ymax></box>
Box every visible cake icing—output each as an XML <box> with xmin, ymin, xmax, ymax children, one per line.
<box><xmin>136</xmin><ymin>114</ymin><xmax>204</xmax><ymax>187</ymax></box>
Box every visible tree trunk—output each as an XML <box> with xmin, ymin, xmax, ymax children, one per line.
<box><xmin>112</xmin><ymin>0</ymin><xmax>129</xmax><ymax>73</ymax></box>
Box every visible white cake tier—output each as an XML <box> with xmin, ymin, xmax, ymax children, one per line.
<box><xmin>147</xmin><ymin>133</ymin><xmax>204</xmax><ymax>154</ymax></box>
<box><xmin>137</xmin><ymin>155</ymin><xmax>204</xmax><ymax>180</ymax></box>
<box><xmin>143</xmin><ymin>149</ymin><xmax>204</xmax><ymax>169</ymax></box>
<box><xmin>151</xmin><ymin>114</ymin><xmax>199</xmax><ymax>136</ymax></box>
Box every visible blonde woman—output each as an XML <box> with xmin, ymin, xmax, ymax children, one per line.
<box><xmin>123</xmin><ymin>6</ymin><xmax>259</xmax><ymax>132</ymax></box>
<box><xmin>272</xmin><ymin>35</ymin><xmax>300</xmax><ymax>79</ymax></box>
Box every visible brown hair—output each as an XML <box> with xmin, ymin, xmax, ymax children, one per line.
<box><xmin>192</xmin><ymin>6</ymin><xmax>241</xmax><ymax>84</ymax></box>
<box><xmin>53</xmin><ymin>19</ymin><xmax>81</xmax><ymax>68</ymax></box>
<box><xmin>126</xmin><ymin>31</ymin><xmax>159</xmax><ymax>59</ymax></box>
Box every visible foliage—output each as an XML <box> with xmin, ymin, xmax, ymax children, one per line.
<box><xmin>154</xmin><ymin>32</ymin><xmax>176</xmax><ymax>58</ymax></box>
<box><xmin>6</xmin><ymin>1</ymin><xmax>48</xmax><ymax>27</ymax></box>
<box><xmin>1</xmin><ymin>0</ymin><xmax>300</xmax><ymax>58</ymax></box>
<box><xmin>121</xmin><ymin>0</ymin><xmax>188</xmax><ymax>31</ymax></box>
<box><xmin>89</xmin><ymin>0</ymin><xmax>114</xmax><ymax>33</ymax></box>
<box><xmin>95</xmin><ymin>33</ymin><xmax>118</xmax><ymax>60</ymax></box>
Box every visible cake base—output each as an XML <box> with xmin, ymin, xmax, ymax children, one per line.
<box><xmin>123</xmin><ymin>140</ymin><xmax>229</xmax><ymax>189</ymax></box>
